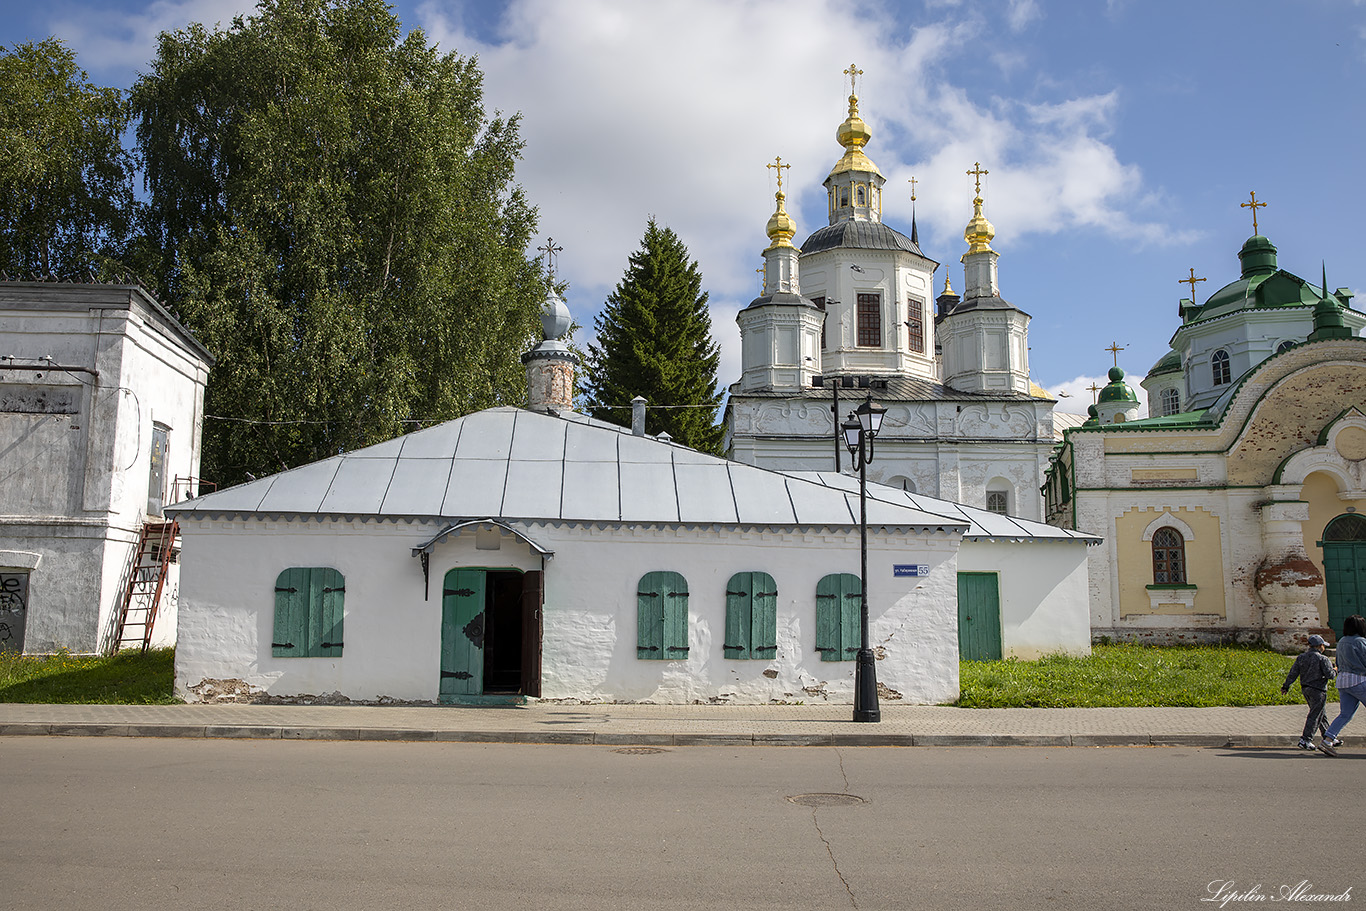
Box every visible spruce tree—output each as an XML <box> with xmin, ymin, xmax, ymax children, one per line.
<box><xmin>584</xmin><ymin>219</ymin><xmax>724</xmax><ymax>454</ymax></box>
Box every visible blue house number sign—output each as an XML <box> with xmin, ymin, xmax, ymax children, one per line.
<box><xmin>893</xmin><ymin>564</ymin><xmax>930</xmax><ymax>578</ymax></box>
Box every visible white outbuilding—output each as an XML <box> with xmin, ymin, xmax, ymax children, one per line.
<box><xmin>168</xmin><ymin>405</ymin><xmax>1095</xmax><ymax>705</ymax></box>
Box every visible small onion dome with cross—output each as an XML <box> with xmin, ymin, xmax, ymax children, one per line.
<box><xmin>1095</xmin><ymin>366</ymin><xmax>1141</xmax><ymax>424</ymax></box>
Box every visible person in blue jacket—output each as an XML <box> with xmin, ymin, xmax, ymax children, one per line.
<box><xmin>1320</xmin><ymin>614</ymin><xmax>1366</xmax><ymax>757</ymax></box>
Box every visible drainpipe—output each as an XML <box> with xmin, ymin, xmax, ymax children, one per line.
<box><xmin>631</xmin><ymin>396</ymin><xmax>646</xmax><ymax>436</ymax></box>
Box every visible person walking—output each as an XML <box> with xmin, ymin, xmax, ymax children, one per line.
<box><xmin>1320</xmin><ymin>614</ymin><xmax>1366</xmax><ymax>757</ymax></box>
<box><xmin>1283</xmin><ymin>634</ymin><xmax>1336</xmax><ymax>750</ymax></box>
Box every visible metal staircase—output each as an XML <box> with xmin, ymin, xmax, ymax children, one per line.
<box><xmin>111</xmin><ymin>519</ymin><xmax>178</xmax><ymax>653</ymax></box>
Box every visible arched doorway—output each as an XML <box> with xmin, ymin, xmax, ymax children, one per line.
<box><xmin>1321</xmin><ymin>514</ymin><xmax>1366</xmax><ymax>637</ymax></box>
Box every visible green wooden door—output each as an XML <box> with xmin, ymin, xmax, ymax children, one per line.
<box><xmin>815</xmin><ymin>573</ymin><xmax>860</xmax><ymax>662</ymax></box>
<box><xmin>441</xmin><ymin>569</ymin><xmax>486</xmax><ymax>695</ymax></box>
<box><xmin>1322</xmin><ymin>515</ymin><xmax>1366</xmax><ymax>638</ymax></box>
<box><xmin>957</xmin><ymin>572</ymin><xmax>1002</xmax><ymax>661</ymax></box>
<box><xmin>724</xmin><ymin>572</ymin><xmax>777</xmax><ymax>659</ymax></box>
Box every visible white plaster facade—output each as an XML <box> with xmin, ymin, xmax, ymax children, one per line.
<box><xmin>168</xmin><ymin>407</ymin><xmax>1094</xmax><ymax>703</ymax></box>
<box><xmin>0</xmin><ymin>281</ymin><xmax>212</xmax><ymax>653</ymax></box>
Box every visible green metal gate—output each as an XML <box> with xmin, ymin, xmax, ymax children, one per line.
<box><xmin>441</xmin><ymin>569</ymin><xmax>487</xmax><ymax>697</ymax></box>
<box><xmin>957</xmin><ymin>572</ymin><xmax>1002</xmax><ymax>661</ymax></box>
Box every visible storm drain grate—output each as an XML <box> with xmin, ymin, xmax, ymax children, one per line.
<box><xmin>612</xmin><ymin>747</ymin><xmax>668</xmax><ymax>754</ymax></box>
<box><xmin>787</xmin><ymin>793</ymin><xmax>866</xmax><ymax>807</ymax></box>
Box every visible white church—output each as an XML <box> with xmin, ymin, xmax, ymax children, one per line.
<box><xmin>725</xmin><ymin>79</ymin><xmax>1057</xmax><ymax>521</ymax></box>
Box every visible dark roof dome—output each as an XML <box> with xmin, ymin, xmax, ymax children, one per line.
<box><xmin>801</xmin><ymin>221</ymin><xmax>929</xmax><ymax>258</ymax></box>
<box><xmin>1147</xmin><ymin>348</ymin><xmax>1181</xmax><ymax>377</ymax></box>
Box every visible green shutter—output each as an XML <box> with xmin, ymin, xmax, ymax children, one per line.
<box><xmin>273</xmin><ymin>567</ymin><xmax>344</xmax><ymax>658</ymax></box>
<box><xmin>315</xmin><ymin>568</ymin><xmax>345</xmax><ymax>657</ymax></box>
<box><xmin>840</xmin><ymin>577</ymin><xmax>862</xmax><ymax>660</ymax></box>
<box><xmin>272</xmin><ymin>568</ymin><xmax>306</xmax><ymax>657</ymax></box>
<box><xmin>637</xmin><ymin>571</ymin><xmax>666</xmax><ymax>659</ymax></box>
<box><xmin>441</xmin><ymin>569</ymin><xmax>486</xmax><ymax>695</ymax></box>
<box><xmin>639</xmin><ymin>571</ymin><xmax>688</xmax><ymax>660</ymax></box>
<box><xmin>751</xmin><ymin>572</ymin><xmax>778</xmax><ymax>658</ymax></box>
<box><xmin>724</xmin><ymin>572</ymin><xmax>752</xmax><ymax>659</ymax></box>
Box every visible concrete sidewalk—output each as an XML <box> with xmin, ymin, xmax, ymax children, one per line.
<box><xmin>0</xmin><ymin>701</ymin><xmax>1347</xmax><ymax>748</ymax></box>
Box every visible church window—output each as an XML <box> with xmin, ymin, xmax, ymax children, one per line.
<box><xmin>636</xmin><ymin>571</ymin><xmax>689</xmax><ymax>659</ymax></box>
<box><xmin>857</xmin><ymin>293</ymin><xmax>881</xmax><ymax>347</ymax></box>
<box><xmin>815</xmin><ymin>573</ymin><xmax>861</xmax><ymax>662</ymax></box>
<box><xmin>1160</xmin><ymin>388</ymin><xmax>1179</xmax><ymax>416</ymax></box>
<box><xmin>840</xmin><ymin>188</ymin><xmax>849</xmax><ymax>207</ymax></box>
<box><xmin>1211</xmin><ymin>349</ymin><xmax>1231</xmax><ymax>386</ymax></box>
<box><xmin>907</xmin><ymin>298</ymin><xmax>924</xmax><ymax>353</ymax></box>
<box><xmin>812</xmin><ymin>296</ymin><xmax>827</xmax><ymax>349</ymax></box>
<box><xmin>986</xmin><ymin>491</ymin><xmax>1009</xmax><ymax>515</ymax></box>
<box><xmin>857</xmin><ymin>186</ymin><xmax>866</xmax><ymax>206</ymax></box>
<box><xmin>1324</xmin><ymin>514</ymin><xmax>1366</xmax><ymax>541</ymax></box>
<box><xmin>723</xmin><ymin>572</ymin><xmax>777</xmax><ymax>660</ymax></box>
<box><xmin>1276</xmin><ymin>340</ymin><xmax>1296</xmax><ymax>354</ymax></box>
<box><xmin>272</xmin><ymin>567</ymin><xmax>345</xmax><ymax>657</ymax></box>
<box><xmin>1151</xmin><ymin>528</ymin><xmax>1187</xmax><ymax>584</ymax></box>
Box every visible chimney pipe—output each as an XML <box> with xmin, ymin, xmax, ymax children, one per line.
<box><xmin>631</xmin><ymin>396</ymin><xmax>646</xmax><ymax>436</ymax></box>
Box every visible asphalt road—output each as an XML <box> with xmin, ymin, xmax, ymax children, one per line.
<box><xmin>2</xmin><ymin>737</ymin><xmax>1354</xmax><ymax>910</ymax></box>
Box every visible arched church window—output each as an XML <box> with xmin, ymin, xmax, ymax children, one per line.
<box><xmin>1276</xmin><ymin>340</ymin><xmax>1296</xmax><ymax>355</ymax></box>
<box><xmin>906</xmin><ymin>298</ymin><xmax>924</xmax><ymax>353</ymax></box>
<box><xmin>1211</xmin><ymin>349</ymin><xmax>1231</xmax><ymax>386</ymax></box>
<box><xmin>1160</xmin><ymin>388</ymin><xmax>1179</xmax><ymax>416</ymax></box>
<box><xmin>986</xmin><ymin>491</ymin><xmax>1009</xmax><ymax>515</ymax></box>
<box><xmin>857</xmin><ymin>186</ymin><xmax>866</xmax><ymax>206</ymax></box>
<box><xmin>840</xmin><ymin>188</ymin><xmax>849</xmax><ymax>208</ymax></box>
<box><xmin>1151</xmin><ymin>527</ymin><xmax>1187</xmax><ymax>584</ymax></box>
<box><xmin>1324</xmin><ymin>514</ymin><xmax>1366</xmax><ymax>541</ymax></box>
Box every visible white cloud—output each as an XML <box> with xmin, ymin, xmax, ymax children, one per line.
<box><xmin>1006</xmin><ymin>0</ymin><xmax>1042</xmax><ymax>31</ymax></box>
<box><xmin>47</xmin><ymin>0</ymin><xmax>256</xmax><ymax>75</ymax></box>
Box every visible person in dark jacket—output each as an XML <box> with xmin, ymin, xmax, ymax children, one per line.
<box><xmin>1320</xmin><ymin>615</ymin><xmax>1366</xmax><ymax>757</ymax></box>
<box><xmin>1283</xmin><ymin>634</ymin><xmax>1336</xmax><ymax>750</ymax></box>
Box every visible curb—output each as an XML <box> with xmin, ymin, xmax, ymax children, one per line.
<box><xmin>0</xmin><ymin>722</ymin><xmax>1325</xmax><ymax>748</ymax></box>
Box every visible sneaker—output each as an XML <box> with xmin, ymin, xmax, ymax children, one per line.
<box><xmin>1318</xmin><ymin>740</ymin><xmax>1339</xmax><ymax>757</ymax></box>
<box><xmin>1297</xmin><ymin>740</ymin><xmax>1316</xmax><ymax>750</ymax></box>
<box><xmin>1327</xmin><ymin>737</ymin><xmax>1344</xmax><ymax>748</ymax></box>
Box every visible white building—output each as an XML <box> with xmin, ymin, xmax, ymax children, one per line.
<box><xmin>167</xmin><ymin>404</ymin><xmax>1094</xmax><ymax>705</ymax></box>
<box><xmin>0</xmin><ymin>280</ymin><xmax>213</xmax><ymax>653</ymax></box>
<box><xmin>725</xmin><ymin>85</ymin><xmax>1057</xmax><ymax>520</ymax></box>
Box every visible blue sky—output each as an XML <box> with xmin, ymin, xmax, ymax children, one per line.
<box><xmin>4</xmin><ymin>0</ymin><xmax>1364</xmax><ymax>414</ymax></box>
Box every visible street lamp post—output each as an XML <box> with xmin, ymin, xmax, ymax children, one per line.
<box><xmin>842</xmin><ymin>395</ymin><xmax>886</xmax><ymax>723</ymax></box>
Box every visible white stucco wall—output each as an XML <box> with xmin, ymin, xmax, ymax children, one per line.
<box><xmin>173</xmin><ymin>516</ymin><xmax>963</xmax><ymax>705</ymax></box>
<box><xmin>956</xmin><ymin>538</ymin><xmax>1092</xmax><ymax>658</ymax></box>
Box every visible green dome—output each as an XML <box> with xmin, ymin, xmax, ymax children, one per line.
<box><xmin>1098</xmin><ymin>366</ymin><xmax>1139</xmax><ymax>404</ymax></box>
<box><xmin>1239</xmin><ymin>235</ymin><xmax>1277</xmax><ymax>278</ymax></box>
<box><xmin>1147</xmin><ymin>348</ymin><xmax>1181</xmax><ymax>377</ymax></box>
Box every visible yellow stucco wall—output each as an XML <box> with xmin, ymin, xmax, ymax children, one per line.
<box><xmin>1303</xmin><ymin>471</ymin><xmax>1366</xmax><ymax>624</ymax></box>
<box><xmin>1115</xmin><ymin>506</ymin><xmax>1226</xmax><ymax>619</ymax></box>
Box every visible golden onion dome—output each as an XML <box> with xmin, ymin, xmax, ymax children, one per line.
<box><xmin>964</xmin><ymin>195</ymin><xmax>995</xmax><ymax>253</ymax></box>
<box><xmin>828</xmin><ymin>94</ymin><xmax>882</xmax><ymax>178</ymax></box>
<box><xmin>766</xmin><ymin>190</ymin><xmax>796</xmax><ymax>247</ymax></box>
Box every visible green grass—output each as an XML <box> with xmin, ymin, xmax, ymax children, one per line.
<box><xmin>0</xmin><ymin>647</ymin><xmax>179</xmax><ymax>704</ymax></box>
<box><xmin>956</xmin><ymin>643</ymin><xmax>1327</xmax><ymax>708</ymax></box>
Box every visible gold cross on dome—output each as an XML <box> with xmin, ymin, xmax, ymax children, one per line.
<box><xmin>1179</xmin><ymin>268</ymin><xmax>1206</xmax><ymax>302</ymax></box>
<box><xmin>537</xmin><ymin>237</ymin><xmax>564</xmax><ymax>278</ymax></box>
<box><xmin>1106</xmin><ymin>341</ymin><xmax>1126</xmax><ymax>367</ymax></box>
<box><xmin>844</xmin><ymin>63</ymin><xmax>863</xmax><ymax>96</ymax></box>
<box><xmin>1087</xmin><ymin>382</ymin><xmax>1102</xmax><ymax>403</ymax></box>
<box><xmin>967</xmin><ymin>162</ymin><xmax>989</xmax><ymax>196</ymax></box>
<box><xmin>1241</xmin><ymin>190</ymin><xmax>1267</xmax><ymax>235</ymax></box>
<box><xmin>908</xmin><ymin>176</ymin><xmax>917</xmax><ymax>202</ymax></box>
<box><xmin>766</xmin><ymin>156</ymin><xmax>790</xmax><ymax>193</ymax></box>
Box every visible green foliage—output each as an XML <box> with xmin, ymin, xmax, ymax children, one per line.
<box><xmin>583</xmin><ymin>218</ymin><xmax>724</xmax><ymax>454</ymax></box>
<box><xmin>130</xmin><ymin>0</ymin><xmax>547</xmax><ymax>484</ymax></box>
<box><xmin>0</xmin><ymin>38</ymin><xmax>135</xmax><ymax>276</ymax></box>
<box><xmin>956</xmin><ymin>643</ymin><xmax>1324</xmax><ymax>708</ymax></box>
<box><xmin>0</xmin><ymin>648</ymin><xmax>178</xmax><ymax>704</ymax></box>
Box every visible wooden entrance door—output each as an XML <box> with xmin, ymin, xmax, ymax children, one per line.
<box><xmin>957</xmin><ymin>572</ymin><xmax>1002</xmax><ymax>661</ymax></box>
<box><xmin>1322</xmin><ymin>514</ymin><xmax>1366</xmax><ymax>637</ymax></box>
<box><xmin>441</xmin><ymin>569</ymin><xmax>486</xmax><ymax>697</ymax></box>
